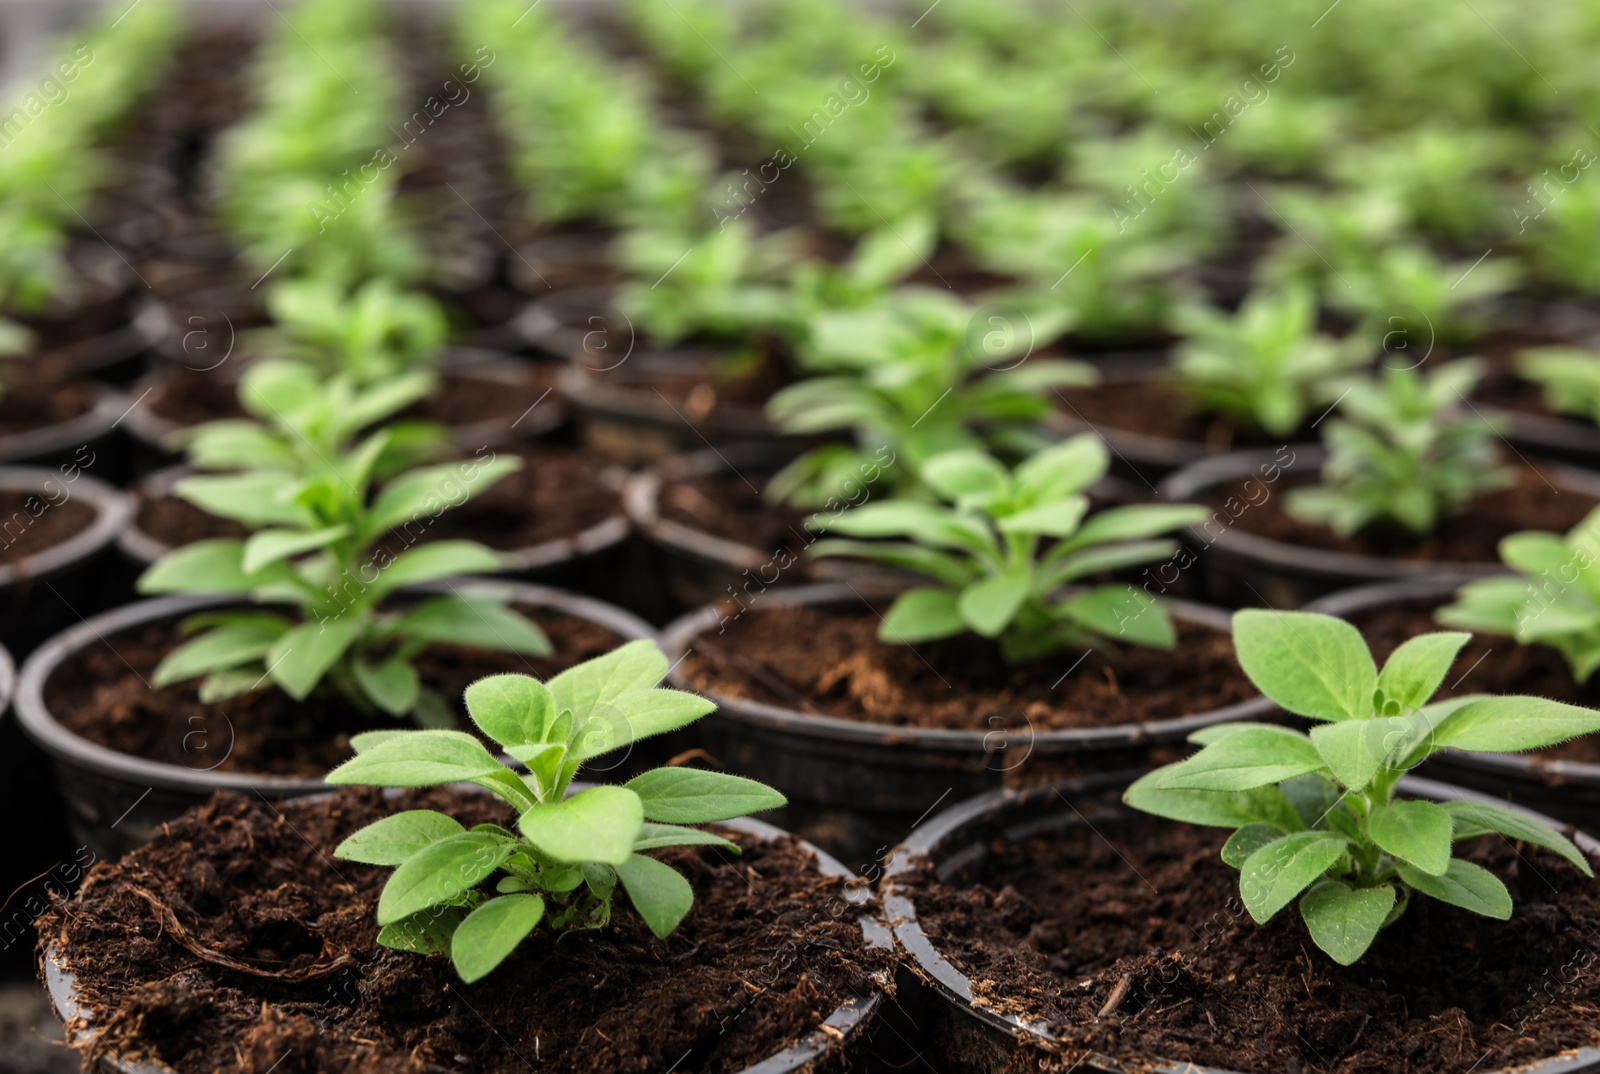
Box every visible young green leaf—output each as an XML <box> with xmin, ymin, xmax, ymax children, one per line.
<box><xmin>632</xmin><ymin>823</ymin><xmax>740</xmax><ymax>852</ymax></box>
<box><xmin>1395</xmin><ymin>859</ymin><xmax>1512</xmax><ymax>919</ymax></box>
<box><xmin>615</xmin><ymin>854</ymin><xmax>693</xmax><ymax>938</ymax></box>
<box><xmin>1156</xmin><ymin>728</ymin><xmax>1325</xmax><ymax>792</ymax></box>
<box><xmin>1300</xmin><ymin>880</ymin><xmax>1396</xmax><ymax>966</ymax></box>
<box><xmin>1439</xmin><ymin>801</ymin><xmax>1593</xmax><ymax>876</ymax></box>
<box><xmin>327</xmin><ymin>731</ymin><xmax>505</xmax><ymax>787</ymax></box>
<box><xmin>1239</xmin><ymin>831</ymin><xmax>1348</xmax><ymax>923</ymax></box>
<box><xmin>377</xmin><ymin>832</ymin><xmax>515</xmax><ymax>925</ymax></box>
<box><xmin>451</xmin><ymin>894</ymin><xmax>546</xmax><ymax>983</ymax></box>
<box><xmin>546</xmin><ymin>639</ymin><xmax>668</xmax><ymax>725</ymax></box>
<box><xmin>1428</xmin><ymin>696</ymin><xmax>1600</xmax><ymax>754</ymax></box>
<box><xmin>626</xmin><ymin>769</ymin><xmax>787</xmax><ymax>823</ymax></box>
<box><xmin>1220</xmin><ymin>823</ymin><xmax>1288</xmax><ymax>868</ymax></box>
<box><xmin>463</xmin><ymin>674</ymin><xmax>557</xmax><ymax>750</ymax></box>
<box><xmin>518</xmin><ymin>786</ymin><xmax>645</xmax><ymax>864</ymax></box>
<box><xmin>378</xmin><ymin>907</ymin><xmax>467</xmax><ymax>954</ymax></box>
<box><xmin>1233</xmin><ymin>609</ymin><xmax>1377</xmax><ymax>722</ymax></box>
<box><xmin>880</xmin><ymin>588</ymin><xmax>967</xmax><ymax>643</ymax></box>
<box><xmin>1368</xmin><ymin>800</ymin><xmax>1454</xmax><ymax>876</ymax></box>
<box><xmin>572</xmin><ymin>688</ymin><xmax>716</xmax><ymax>761</ymax></box>
<box><xmin>1375</xmin><ymin>633</ymin><xmax>1470</xmax><ymax>716</ymax></box>
<box><xmin>1123</xmin><ymin>771</ymin><xmax>1301</xmax><ymax>831</ymax></box>
<box><xmin>335</xmin><ymin>810</ymin><xmax>465</xmax><ymax>865</ymax></box>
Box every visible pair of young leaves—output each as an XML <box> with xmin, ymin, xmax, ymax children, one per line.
<box><xmin>140</xmin><ymin>359</ymin><xmax>545</xmax><ymax>723</ymax></box>
<box><xmin>812</xmin><ymin>434</ymin><xmax>1206</xmax><ymax>662</ymax></box>
<box><xmin>329</xmin><ymin>640</ymin><xmax>786</xmax><ymax>982</ymax></box>
<box><xmin>1127</xmin><ymin>610</ymin><xmax>1600</xmax><ymax>965</ymax></box>
<box><xmin>1440</xmin><ymin>504</ymin><xmax>1600</xmax><ymax>683</ymax></box>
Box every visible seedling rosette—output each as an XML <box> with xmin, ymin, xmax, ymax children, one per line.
<box><xmin>328</xmin><ymin>641</ymin><xmax>786</xmax><ymax>981</ymax></box>
<box><xmin>1127</xmin><ymin>609</ymin><xmax>1600</xmax><ymax>964</ymax></box>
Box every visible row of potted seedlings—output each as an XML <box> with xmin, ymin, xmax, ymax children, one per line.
<box><xmin>10</xmin><ymin>0</ymin><xmax>1600</xmax><ymax>1070</ymax></box>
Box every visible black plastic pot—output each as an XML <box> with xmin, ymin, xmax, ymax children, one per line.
<box><xmin>1159</xmin><ymin>445</ymin><xmax>1600</xmax><ymax>608</ymax></box>
<box><xmin>0</xmin><ymin>383</ymin><xmax>129</xmax><ymax>473</ymax></box>
<box><xmin>623</xmin><ymin>442</ymin><xmax>912</xmax><ymax>617</ymax></box>
<box><xmin>41</xmin><ymin>792</ymin><xmax>886</xmax><ymax>1074</ymax></box>
<box><xmin>0</xmin><ymin>465</ymin><xmax>133</xmax><ymax>658</ymax></box>
<box><xmin>13</xmin><ymin>581</ymin><xmax>655</xmax><ymax>861</ymax></box>
<box><xmin>118</xmin><ymin>349</ymin><xmax>566</xmax><ymax>466</ymax></box>
<box><xmin>661</xmin><ymin>582</ymin><xmax>1276</xmax><ymax>862</ymax></box>
<box><xmin>1306</xmin><ymin>576</ymin><xmax>1600</xmax><ymax>829</ymax></box>
<box><xmin>516</xmin><ymin>287</ymin><xmax>779</xmax><ymax>464</ymax></box>
<box><xmin>880</xmin><ymin>773</ymin><xmax>1600</xmax><ymax>1074</ymax></box>
<box><xmin>1484</xmin><ymin>404</ymin><xmax>1600</xmax><ymax>471</ymax></box>
<box><xmin>118</xmin><ymin>462</ymin><xmax>633</xmax><ymax>582</ymax></box>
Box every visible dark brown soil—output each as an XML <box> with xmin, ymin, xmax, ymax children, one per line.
<box><xmin>1054</xmin><ymin>376</ymin><xmax>1259</xmax><ymax>450</ymax></box>
<box><xmin>677</xmin><ymin>602</ymin><xmax>1257</xmax><ymax>732</ymax></box>
<box><xmin>135</xmin><ymin>445</ymin><xmax>621</xmax><ymax>557</ymax></box>
<box><xmin>133</xmin><ymin>491</ymin><xmax>245</xmax><ymax>549</ymax></box>
<box><xmin>597</xmin><ymin>345</ymin><xmax>791</xmax><ymax>414</ymax></box>
<box><xmin>1352</xmin><ymin>596</ymin><xmax>1600</xmax><ymax>766</ymax></box>
<box><xmin>0</xmin><ymin>363</ymin><xmax>98</xmax><ymax>439</ymax></box>
<box><xmin>17</xmin><ymin>296</ymin><xmax>134</xmax><ymax>377</ymax></box>
<box><xmin>143</xmin><ymin>365</ymin><xmax>559</xmax><ymax>433</ymax></box>
<box><xmin>659</xmin><ymin>471</ymin><xmax>813</xmax><ymax>559</ymax></box>
<box><xmin>45</xmin><ymin>612</ymin><xmax>626</xmax><ymax>776</ymax></box>
<box><xmin>0</xmin><ymin>489</ymin><xmax>96</xmax><ymax>565</ymax></box>
<box><xmin>383</xmin><ymin>444</ymin><xmax>621</xmax><ymax>552</ymax></box>
<box><xmin>906</xmin><ymin>807</ymin><xmax>1600</xmax><ymax>1074</ymax></box>
<box><xmin>1219</xmin><ymin>466</ymin><xmax>1598</xmax><ymax>562</ymax></box>
<box><xmin>41</xmin><ymin>787</ymin><xmax>884</xmax><ymax>1074</ymax></box>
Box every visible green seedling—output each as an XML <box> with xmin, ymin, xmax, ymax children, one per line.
<box><xmin>329</xmin><ymin>644</ymin><xmax>785</xmax><ymax>981</ymax></box>
<box><xmin>1128</xmin><ymin>609</ymin><xmax>1600</xmax><ymax>965</ymax></box>
<box><xmin>811</xmin><ymin>435</ymin><xmax>1206</xmax><ymax>662</ymax></box>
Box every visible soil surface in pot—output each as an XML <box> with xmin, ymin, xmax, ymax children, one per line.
<box><xmin>659</xmin><ymin>470</ymin><xmax>814</xmax><ymax>561</ymax></box>
<box><xmin>1352</xmin><ymin>596</ymin><xmax>1600</xmax><ymax>765</ymax></box>
<box><xmin>135</xmin><ymin>444</ymin><xmax>620</xmax><ymax>555</ymax></box>
<box><xmin>0</xmin><ymin>490</ymin><xmax>96</xmax><ymax>564</ymax></box>
<box><xmin>908</xmin><ymin>810</ymin><xmax>1600</xmax><ymax>1074</ymax></box>
<box><xmin>678</xmin><ymin>603</ymin><xmax>1255</xmax><ymax>731</ymax></box>
<box><xmin>1213</xmin><ymin>465</ymin><xmax>1597</xmax><ymax>562</ymax></box>
<box><xmin>0</xmin><ymin>363</ymin><xmax>99</xmax><ymax>439</ymax></box>
<box><xmin>1053</xmin><ymin>377</ymin><xmax>1317</xmax><ymax>451</ymax></box>
<box><xmin>586</xmin><ymin>346</ymin><xmax>790</xmax><ymax>413</ymax></box>
<box><xmin>41</xmin><ymin>787</ymin><xmax>884</xmax><ymax>1074</ymax></box>
<box><xmin>45</xmin><ymin>611</ymin><xmax>624</xmax><ymax>776</ymax></box>
<box><xmin>144</xmin><ymin>364</ymin><xmax>558</xmax><ymax>432</ymax></box>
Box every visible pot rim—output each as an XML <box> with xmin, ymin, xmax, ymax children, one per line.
<box><xmin>623</xmin><ymin>442</ymin><xmax>812</xmax><ymax>573</ymax></box>
<box><xmin>41</xmin><ymin>789</ymin><xmax>884</xmax><ymax>1074</ymax></box>
<box><xmin>0</xmin><ymin>384</ymin><xmax>129</xmax><ymax>466</ymax></box>
<box><xmin>14</xmin><ymin>581</ymin><xmax>656</xmax><ymax>795</ymax></box>
<box><xmin>119</xmin><ymin>462</ymin><xmax>632</xmax><ymax>573</ymax></box>
<box><xmin>0</xmin><ymin>465</ymin><xmax>132</xmax><ymax>591</ymax></box>
<box><xmin>660</xmin><ymin>581</ymin><xmax>1277</xmax><ymax>752</ymax></box>
<box><xmin>1306</xmin><ymin>575</ymin><xmax>1600</xmax><ymax>786</ymax></box>
<box><xmin>1160</xmin><ymin>445</ymin><xmax>1600</xmax><ymax>583</ymax></box>
<box><xmin>117</xmin><ymin>352</ymin><xmax>566</xmax><ymax>453</ymax></box>
<box><xmin>556</xmin><ymin>364</ymin><xmax>773</xmax><ymax>435</ymax></box>
<box><xmin>881</xmin><ymin>773</ymin><xmax>1600</xmax><ymax>1074</ymax></box>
